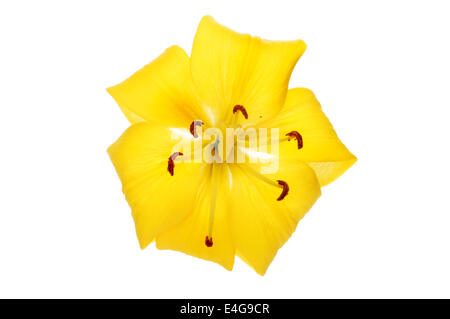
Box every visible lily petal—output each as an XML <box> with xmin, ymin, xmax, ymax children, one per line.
<box><xmin>270</xmin><ymin>88</ymin><xmax>357</xmax><ymax>186</ymax></box>
<box><xmin>107</xmin><ymin>46</ymin><xmax>205</xmax><ymax>127</ymax></box>
<box><xmin>190</xmin><ymin>16</ymin><xmax>306</xmax><ymax>125</ymax></box>
<box><xmin>156</xmin><ymin>164</ymin><xmax>235</xmax><ymax>271</ymax></box>
<box><xmin>108</xmin><ymin>123</ymin><xmax>203</xmax><ymax>248</ymax></box>
<box><xmin>228</xmin><ymin>158</ymin><xmax>321</xmax><ymax>275</ymax></box>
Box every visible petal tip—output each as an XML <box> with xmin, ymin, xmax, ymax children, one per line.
<box><xmin>106</xmin><ymin>145</ymin><xmax>113</xmax><ymax>158</ymax></box>
<box><xmin>164</xmin><ymin>45</ymin><xmax>189</xmax><ymax>59</ymax></box>
<box><xmin>254</xmin><ymin>264</ymin><xmax>269</xmax><ymax>276</ymax></box>
<box><xmin>288</xmin><ymin>39</ymin><xmax>307</xmax><ymax>62</ymax></box>
<box><xmin>294</xmin><ymin>38</ymin><xmax>307</xmax><ymax>53</ymax></box>
<box><xmin>200</xmin><ymin>15</ymin><xmax>215</xmax><ymax>24</ymax></box>
<box><xmin>105</xmin><ymin>85</ymin><xmax>116</xmax><ymax>99</ymax></box>
<box><xmin>137</xmin><ymin>235</ymin><xmax>152</xmax><ymax>250</ymax></box>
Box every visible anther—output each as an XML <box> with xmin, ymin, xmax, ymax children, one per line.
<box><xmin>205</xmin><ymin>236</ymin><xmax>213</xmax><ymax>247</ymax></box>
<box><xmin>167</xmin><ymin>152</ymin><xmax>183</xmax><ymax>176</ymax></box>
<box><xmin>232</xmin><ymin>105</ymin><xmax>248</xmax><ymax>119</ymax></box>
<box><xmin>189</xmin><ymin>120</ymin><xmax>203</xmax><ymax>138</ymax></box>
<box><xmin>276</xmin><ymin>180</ymin><xmax>289</xmax><ymax>201</ymax></box>
<box><xmin>286</xmin><ymin>131</ymin><xmax>303</xmax><ymax>149</ymax></box>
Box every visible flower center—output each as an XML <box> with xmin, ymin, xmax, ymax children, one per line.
<box><xmin>167</xmin><ymin>105</ymin><xmax>303</xmax><ymax>248</ymax></box>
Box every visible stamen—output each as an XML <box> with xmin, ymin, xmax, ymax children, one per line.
<box><xmin>238</xmin><ymin>165</ymin><xmax>289</xmax><ymax>201</ymax></box>
<box><xmin>206</xmin><ymin>165</ymin><xmax>219</xmax><ymax>247</ymax></box>
<box><xmin>277</xmin><ymin>180</ymin><xmax>289</xmax><ymax>201</ymax></box>
<box><xmin>167</xmin><ymin>152</ymin><xmax>183</xmax><ymax>176</ymax></box>
<box><xmin>286</xmin><ymin>131</ymin><xmax>303</xmax><ymax>149</ymax></box>
<box><xmin>232</xmin><ymin>105</ymin><xmax>248</xmax><ymax>119</ymax></box>
<box><xmin>205</xmin><ymin>236</ymin><xmax>213</xmax><ymax>247</ymax></box>
<box><xmin>241</xmin><ymin>165</ymin><xmax>279</xmax><ymax>188</ymax></box>
<box><xmin>189</xmin><ymin>120</ymin><xmax>203</xmax><ymax>138</ymax></box>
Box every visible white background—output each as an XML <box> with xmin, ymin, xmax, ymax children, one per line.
<box><xmin>1</xmin><ymin>0</ymin><xmax>449</xmax><ymax>298</ymax></box>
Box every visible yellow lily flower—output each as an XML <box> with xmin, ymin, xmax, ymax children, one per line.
<box><xmin>107</xmin><ymin>16</ymin><xmax>356</xmax><ymax>275</ymax></box>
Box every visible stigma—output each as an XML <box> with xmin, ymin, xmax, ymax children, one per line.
<box><xmin>286</xmin><ymin>131</ymin><xmax>303</xmax><ymax>149</ymax></box>
<box><xmin>167</xmin><ymin>152</ymin><xmax>183</xmax><ymax>176</ymax></box>
<box><xmin>205</xmin><ymin>236</ymin><xmax>213</xmax><ymax>247</ymax></box>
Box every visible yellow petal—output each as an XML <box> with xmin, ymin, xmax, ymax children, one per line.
<box><xmin>107</xmin><ymin>123</ymin><xmax>203</xmax><ymax>248</ymax></box>
<box><xmin>190</xmin><ymin>16</ymin><xmax>306</xmax><ymax>125</ymax></box>
<box><xmin>156</xmin><ymin>164</ymin><xmax>235</xmax><ymax>270</ymax></box>
<box><xmin>228</xmin><ymin>158</ymin><xmax>321</xmax><ymax>275</ymax></box>
<box><xmin>107</xmin><ymin>46</ymin><xmax>205</xmax><ymax>127</ymax></box>
<box><xmin>269</xmin><ymin>88</ymin><xmax>357</xmax><ymax>186</ymax></box>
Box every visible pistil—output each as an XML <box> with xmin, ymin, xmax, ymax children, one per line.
<box><xmin>206</xmin><ymin>164</ymin><xmax>220</xmax><ymax>247</ymax></box>
<box><xmin>205</xmin><ymin>236</ymin><xmax>213</xmax><ymax>247</ymax></box>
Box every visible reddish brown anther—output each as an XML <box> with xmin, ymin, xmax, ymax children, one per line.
<box><xmin>232</xmin><ymin>104</ymin><xmax>248</xmax><ymax>119</ymax></box>
<box><xmin>167</xmin><ymin>152</ymin><xmax>183</xmax><ymax>176</ymax></box>
<box><xmin>276</xmin><ymin>180</ymin><xmax>289</xmax><ymax>201</ymax></box>
<box><xmin>205</xmin><ymin>236</ymin><xmax>213</xmax><ymax>247</ymax></box>
<box><xmin>189</xmin><ymin>120</ymin><xmax>203</xmax><ymax>138</ymax></box>
<box><xmin>286</xmin><ymin>131</ymin><xmax>303</xmax><ymax>149</ymax></box>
